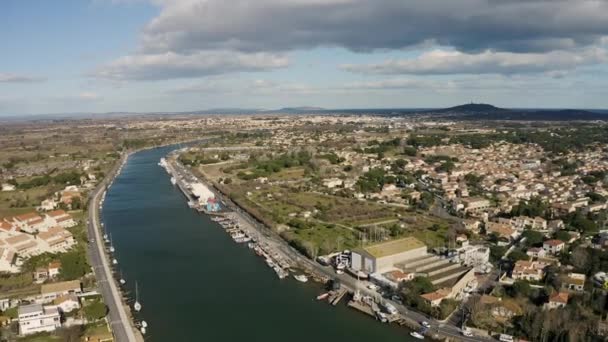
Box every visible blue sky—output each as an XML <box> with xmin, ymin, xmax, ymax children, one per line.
<box><xmin>1</xmin><ymin>0</ymin><xmax>608</xmax><ymax>115</ymax></box>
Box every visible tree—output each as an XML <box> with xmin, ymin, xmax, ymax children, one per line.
<box><xmin>403</xmin><ymin>146</ymin><xmax>417</xmax><ymax>156</ymax></box>
<box><xmin>507</xmin><ymin>249</ymin><xmax>529</xmax><ymax>263</ymax></box>
<box><xmin>522</xmin><ymin>230</ymin><xmax>544</xmax><ymax>247</ymax></box>
<box><xmin>59</xmin><ymin>250</ymin><xmax>89</xmax><ymax>280</ymax></box>
<box><xmin>509</xmin><ymin>280</ymin><xmax>532</xmax><ymax>297</ymax></box>
<box><xmin>84</xmin><ymin>301</ymin><xmax>107</xmax><ymax>321</ymax></box>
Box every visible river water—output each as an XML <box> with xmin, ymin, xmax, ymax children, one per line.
<box><xmin>102</xmin><ymin>145</ymin><xmax>415</xmax><ymax>341</ymax></box>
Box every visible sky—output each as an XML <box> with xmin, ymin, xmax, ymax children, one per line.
<box><xmin>2</xmin><ymin>0</ymin><xmax>608</xmax><ymax>116</ymax></box>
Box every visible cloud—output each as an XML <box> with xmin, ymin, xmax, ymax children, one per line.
<box><xmin>342</xmin><ymin>48</ymin><xmax>608</xmax><ymax>75</ymax></box>
<box><xmin>168</xmin><ymin>78</ymin><xmax>318</xmax><ymax>95</ymax></box>
<box><xmin>0</xmin><ymin>73</ymin><xmax>45</xmax><ymax>83</ymax></box>
<box><xmin>94</xmin><ymin>51</ymin><xmax>289</xmax><ymax>81</ymax></box>
<box><xmin>140</xmin><ymin>0</ymin><xmax>608</xmax><ymax>54</ymax></box>
<box><xmin>78</xmin><ymin>92</ymin><xmax>102</xmax><ymax>100</ymax></box>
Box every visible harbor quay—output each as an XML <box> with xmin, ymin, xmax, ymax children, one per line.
<box><xmin>161</xmin><ymin>150</ymin><xmax>488</xmax><ymax>342</ymax></box>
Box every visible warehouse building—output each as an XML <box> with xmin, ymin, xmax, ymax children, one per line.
<box><xmin>351</xmin><ymin>237</ymin><xmax>427</xmax><ymax>274</ymax></box>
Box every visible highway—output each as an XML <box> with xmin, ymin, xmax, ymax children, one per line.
<box><xmin>87</xmin><ymin>154</ymin><xmax>137</xmax><ymax>342</ymax></box>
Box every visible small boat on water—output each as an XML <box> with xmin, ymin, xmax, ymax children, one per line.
<box><xmin>316</xmin><ymin>293</ymin><xmax>329</xmax><ymax>300</ymax></box>
<box><xmin>112</xmin><ymin>258</ymin><xmax>118</xmax><ymax>265</ymax></box>
<box><xmin>170</xmin><ymin>177</ymin><xmax>177</xmax><ymax>185</ymax></box>
<box><xmin>134</xmin><ymin>281</ymin><xmax>142</xmax><ymax>312</ymax></box>
<box><xmin>109</xmin><ymin>234</ymin><xmax>115</xmax><ymax>253</ymax></box>
<box><xmin>140</xmin><ymin>327</ymin><xmax>146</xmax><ymax>335</ymax></box>
<box><xmin>294</xmin><ymin>274</ymin><xmax>308</xmax><ymax>283</ymax></box>
<box><xmin>119</xmin><ymin>270</ymin><xmax>126</xmax><ymax>285</ymax></box>
<box><xmin>410</xmin><ymin>331</ymin><xmax>424</xmax><ymax>340</ymax></box>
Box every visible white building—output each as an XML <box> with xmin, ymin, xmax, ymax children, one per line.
<box><xmin>37</xmin><ymin>227</ymin><xmax>75</xmax><ymax>254</ymax></box>
<box><xmin>39</xmin><ymin>199</ymin><xmax>58</xmax><ymax>211</ymax></box>
<box><xmin>456</xmin><ymin>243</ymin><xmax>490</xmax><ymax>267</ymax></box>
<box><xmin>45</xmin><ymin>210</ymin><xmax>76</xmax><ymax>228</ymax></box>
<box><xmin>543</xmin><ymin>239</ymin><xmax>566</xmax><ymax>254</ymax></box>
<box><xmin>190</xmin><ymin>183</ymin><xmax>215</xmax><ymax>206</ymax></box>
<box><xmin>18</xmin><ymin>304</ymin><xmax>61</xmax><ymax>336</ymax></box>
<box><xmin>351</xmin><ymin>237</ymin><xmax>427</xmax><ymax>274</ymax></box>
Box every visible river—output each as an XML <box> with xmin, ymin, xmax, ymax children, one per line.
<box><xmin>101</xmin><ymin>145</ymin><xmax>416</xmax><ymax>341</ymax></box>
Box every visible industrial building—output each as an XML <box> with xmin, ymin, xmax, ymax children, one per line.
<box><xmin>351</xmin><ymin>237</ymin><xmax>427</xmax><ymax>274</ymax></box>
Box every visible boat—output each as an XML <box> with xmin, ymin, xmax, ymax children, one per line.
<box><xmin>141</xmin><ymin>320</ymin><xmax>148</xmax><ymax>328</ymax></box>
<box><xmin>112</xmin><ymin>258</ymin><xmax>118</xmax><ymax>265</ymax></box>
<box><xmin>170</xmin><ymin>177</ymin><xmax>177</xmax><ymax>185</ymax></box>
<box><xmin>109</xmin><ymin>234</ymin><xmax>115</xmax><ymax>253</ymax></box>
<box><xmin>119</xmin><ymin>270</ymin><xmax>126</xmax><ymax>285</ymax></box>
<box><xmin>316</xmin><ymin>293</ymin><xmax>329</xmax><ymax>300</ymax></box>
<box><xmin>134</xmin><ymin>281</ymin><xmax>142</xmax><ymax>312</ymax></box>
<box><xmin>140</xmin><ymin>327</ymin><xmax>146</xmax><ymax>335</ymax></box>
<box><xmin>294</xmin><ymin>274</ymin><xmax>308</xmax><ymax>283</ymax></box>
<box><xmin>375</xmin><ymin>311</ymin><xmax>388</xmax><ymax>323</ymax></box>
<box><xmin>273</xmin><ymin>265</ymin><xmax>288</xmax><ymax>279</ymax></box>
<box><xmin>410</xmin><ymin>332</ymin><xmax>424</xmax><ymax>340</ymax></box>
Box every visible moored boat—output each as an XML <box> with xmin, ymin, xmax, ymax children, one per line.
<box><xmin>410</xmin><ymin>332</ymin><xmax>424</xmax><ymax>340</ymax></box>
<box><xmin>294</xmin><ymin>274</ymin><xmax>308</xmax><ymax>283</ymax></box>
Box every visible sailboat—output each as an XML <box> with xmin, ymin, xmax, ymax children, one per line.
<box><xmin>109</xmin><ymin>234</ymin><xmax>115</xmax><ymax>253</ymax></box>
<box><xmin>119</xmin><ymin>270</ymin><xmax>126</xmax><ymax>285</ymax></box>
<box><xmin>134</xmin><ymin>281</ymin><xmax>142</xmax><ymax>312</ymax></box>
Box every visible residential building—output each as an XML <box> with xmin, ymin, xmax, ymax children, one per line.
<box><xmin>37</xmin><ymin>280</ymin><xmax>82</xmax><ymax>304</ymax></box>
<box><xmin>543</xmin><ymin>239</ymin><xmax>566</xmax><ymax>254</ymax></box>
<box><xmin>37</xmin><ymin>227</ymin><xmax>75</xmax><ymax>253</ymax></box>
<box><xmin>512</xmin><ymin>260</ymin><xmax>548</xmax><ymax>282</ymax></box>
<box><xmin>45</xmin><ymin>210</ymin><xmax>76</xmax><ymax>228</ymax></box>
<box><xmin>17</xmin><ymin>304</ymin><xmax>61</xmax><ymax>335</ymax></box>
<box><xmin>562</xmin><ymin>273</ymin><xmax>586</xmax><ymax>292</ymax></box>
<box><xmin>545</xmin><ymin>292</ymin><xmax>569</xmax><ymax>310</ymax></box>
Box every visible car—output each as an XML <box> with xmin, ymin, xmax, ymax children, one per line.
<box><xmin>462</xmin><ymin>328</ymin><xmax>473</xmax><ymax>337</ymax></box>
<box><xmin>421</xmin><ymin>321</ymin><xmax>431</xmax><ymax>328</ymax></box>
<box><xmin>367</xmin><ymin>284</ymin><xmax>379</xmax><ymax>291</ymax></box>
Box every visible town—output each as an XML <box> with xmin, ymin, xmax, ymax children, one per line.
<box><xmin>1</xmin><ymin>112</ymin><xmax>608</xmax><ymax>341</ymax></box>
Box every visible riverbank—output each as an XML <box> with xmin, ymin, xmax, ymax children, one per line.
<box><xmin>163</xmin><ymin>152</ymin><xmax>470</xmax><ymax>341</ymax></box>
<box><xmin>88</xmin><ymin>151</ymin><xmax>142</xmax><ymax>342</ymax></box>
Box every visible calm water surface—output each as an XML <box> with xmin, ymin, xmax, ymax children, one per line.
<box><xmin>102</xmin><ymin>145</ymin><xmax>415</xmax><ymax>341</ymax></box>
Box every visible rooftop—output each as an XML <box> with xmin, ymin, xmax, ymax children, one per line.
<box><xmin>360</xmin><ymin>237</ymin><xmax>426</xmax><ymax>259</ymax></box>
<box><xmin>41</xmin><ymin>280</ymin><xmax>81</xmax><ymax>294</ymax></box>
<box><xmin>18</xmin><ymin>303</ymin><xmax>43</xmax><ymax>316</ymax></box>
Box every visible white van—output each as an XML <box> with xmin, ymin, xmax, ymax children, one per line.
<box><xmin>499</xmin><ymin>334</ymin><xmax>514</xmax><ymax>342</ymax></box>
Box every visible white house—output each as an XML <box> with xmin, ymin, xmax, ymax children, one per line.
<box><xmin>543</xmin><ymin>239</ymin><xmax>566</xmax><ymax>254</ymax></box>
<box><xmin>44</xmin><ymin>210</ymin><xmax>77</xmax><ymax>229</ymax></box>
<box><xmin>38</xmin><ymin>227</ymin><xmax>75</xmax><ymax>253</ymax></box>
<box><xmin>35</xmin><ymin>280</ymin><xmax>82</xmax><ymax>304</ymax></box>
<box><xmin>39</xmin><ymin>199</ymin><xmax>58</xmax><ymax>211</ymax></box>
<box><xmin>18</xmin><ymin>304</ymin><xmax>61</xmax><ymax>335</ymax></box>
<box><xmin>11</xmin><ymin>212</ymin><xmax>50</xmax><ymax>233</ymax></box>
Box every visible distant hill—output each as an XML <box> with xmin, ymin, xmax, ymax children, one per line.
<box><xmin>420</xmin><ymin>103</ymin><xmax>607</xmax><ymax>121</ymax></box>
<box><xmin>432</xmin><ymin>103</ymin><xmax>508</xmax><ymax>114</ymax></box>
<box><xmin>278</xmin><ymin>106</ymin><xmax>326</xmax><ymax>112</ymax></box>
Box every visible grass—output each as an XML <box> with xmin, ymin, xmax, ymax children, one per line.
<box><xmin>17</xmin><ymin>333</ymin><xmax>63</xmax><ymax>342</ymax></box>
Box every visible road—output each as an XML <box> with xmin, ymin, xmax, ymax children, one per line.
<box><xmin>87</xmin><ymin>154</ymin><xmax>137</xmax><ymax>342</ymax></box>
<box><xmin>168</xmin><ymin>155</ymin><xmax>493</xmax><ymax>342</ymax></box>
